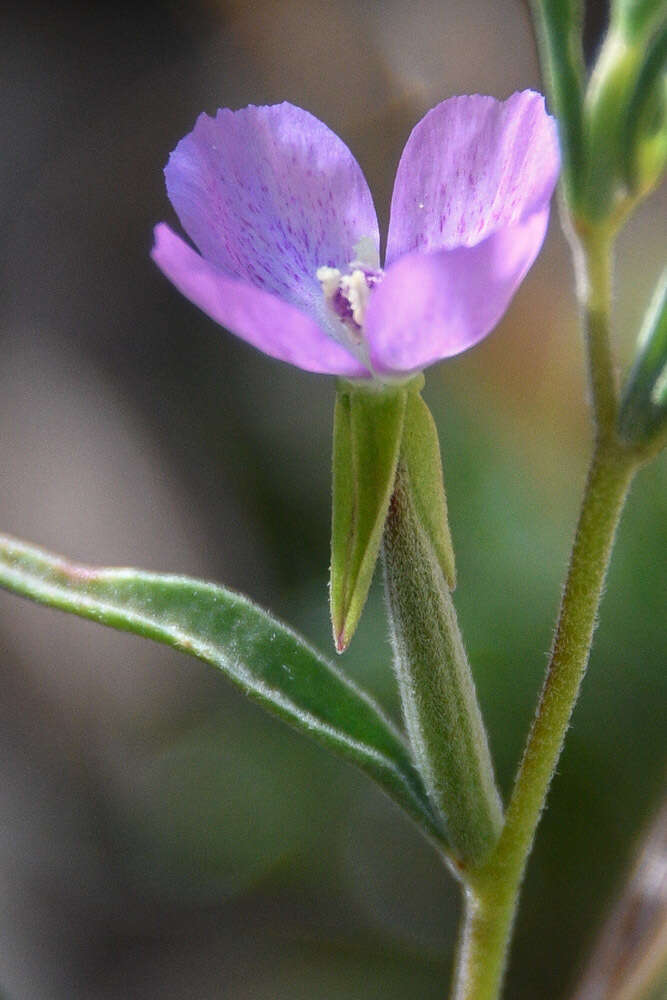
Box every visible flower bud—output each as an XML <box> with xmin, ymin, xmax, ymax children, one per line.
<box><xmin>583</xmin><ymin>11</ymin><xmax>666</xmax><ymax>220</ymax></box>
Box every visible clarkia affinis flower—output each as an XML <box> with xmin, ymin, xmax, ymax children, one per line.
<box><xmin>152</xmin><ymin>92</ymin><xmax>560</xmax><ymax>379</ymax></box>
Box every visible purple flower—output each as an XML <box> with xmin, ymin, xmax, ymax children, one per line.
<box><xmin>152</xmin><ymin>92</ymin><xmax>559</xmax><ymax>378</ymax></box>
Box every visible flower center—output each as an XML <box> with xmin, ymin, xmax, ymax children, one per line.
<box><xmin>316</xmin><ymin>261</ymin><xmax>384</xmax><ymax>336</ymax></box>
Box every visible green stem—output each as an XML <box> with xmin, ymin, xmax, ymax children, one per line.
<box><xmin>451</xmin><ymin>226</ymin><xmax>644</xmax><ymax>997</ymax></box>
<box><xmin>453</xmin><ymin>442</ymin><xmax>638</xmax><ymax>999</ymax></box>
<box><xmin>576</xmin><ymin>226</ymin><xmax>619</xmax><ymax>439</ymax></box>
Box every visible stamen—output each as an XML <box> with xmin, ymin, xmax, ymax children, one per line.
<box><xmin>317</xmin><ymin>253</ymin><xmax>384</xmax><ymax>339</ymax></box>
<box><xmin>316</xmin><ymin>266</ymin><xmax>343</xmax><ymax>300</ymax></box>
<box><xmin>340</xmin><ymin>270</ymin><xmax>370</xmax><ymax>327</ymax></box>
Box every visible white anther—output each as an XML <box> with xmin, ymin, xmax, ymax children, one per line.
<box><xmin>340</xmin><ymin>269</ymin><xmax>370</xmax><ymax>327</ymax></box>
<box><xmin>316</xmin><ymin>265</ymin><xmax>343</xmax><ymax>300</ymax></box>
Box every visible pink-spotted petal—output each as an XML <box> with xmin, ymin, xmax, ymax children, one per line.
<box><xmin>386</xmin><ymin>91</ymin><xmax>559</xmax><ymax>265</ymax></box>
<box><xmin>165</xmin><ymin>103</ymin><xmax>380</xmax><ymax>328</ymax></box>
<box><xmin>152</xmin><ymin>224</ymin><xmax>369</xmax><ymax>376</ymax></box>
<box><xmin>365</xmin><ymin>209</ymin><xmax>549</xmax><ymax>374</ymax></box>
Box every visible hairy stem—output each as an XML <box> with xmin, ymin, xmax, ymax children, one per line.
<box><xmin>575</xmin><ymin>225</ymin><xmax>619</xmax><ymax>439</ymax></box>
<box><xmin>451</xmin><ymin>223</ymin><xmax>648</xmax><ymax>996</ymax></box>
<box><xmin>452</xmin><ymin>441</ymin><xmax>638</xmax><ymax>999</ymax></box>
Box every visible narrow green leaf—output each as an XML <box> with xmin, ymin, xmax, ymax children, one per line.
<box><xmin>400</xmin><ymin>391</ymin><xmax>456</xmax><ymax>591</ymax></box>
<box><xmin>330</xmin><ymin>380</ymin><xmax>411</xmax><ymax>653</ymax></box>
<box><xmin>619</xmin><ymin>268</ymin><xmax>667</xmax><ymax>447</ymax></box>
<box><xmin>0</xmin><ymin>533</ymin><xmax>447</xmax><ymax>846</ymax></box>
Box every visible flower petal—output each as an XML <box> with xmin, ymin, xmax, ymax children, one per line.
<box><xmin>165</xmin><ymin>102</ymin><xmax>380</xmax><ymax>328</ymax></box>
<box><xmin>151</xmin><ymin>224</ymin><xmax>369</xmax><ymax>376</ymax></box>
<box><xmin>385</xmin><ymin>91</ymin><xmax>559</xmax><ymax>265</ymax></box>
<box><xmin>365</xmin><ymin>209</ymin><xmax>549</xmax><ymax>374</ymax></box>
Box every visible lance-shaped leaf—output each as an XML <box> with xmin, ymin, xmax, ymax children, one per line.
<box><xmin>400</xmin><ymin>390</ymin><xmax>456</xmax><ymax>591</ymax></box>
<box><xmin>619</xmin><ymin>268</ymin><xmax>667</xmax><ymax>447</ymax></box>
<box><xmin>0</xmin><ymin>533</ymin><xmax>447</xmax><ymax>847</ymax></box>
<box><xmin>330</xmin><ymin>380</ymin><xmax>411</xmax><ymax>653</ymax></box>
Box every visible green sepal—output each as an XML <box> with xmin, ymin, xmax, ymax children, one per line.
<box><xmin>619</xmin><ymin>268</ymin><xmax>667</xmax><ymax>448</ymax></box>
<box><xmin>400</xmin><ymin>391</ymin><xmax>456</xmax><ymax>590</ymax></box>
<box><xmin>330</xmin><ymin>378</ymin><xmax>415</xmax><ymax>652</ymax></box>
<box><xmin>0</xmin><ymin>533</ymin><xmax>448</xmax><ymax>847</ymax></box>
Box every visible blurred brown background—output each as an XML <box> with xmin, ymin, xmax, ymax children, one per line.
<box><xmin>0</xmin><ymin>1</ymin><xmax>665</xmax><ymax>997</ymax></box>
